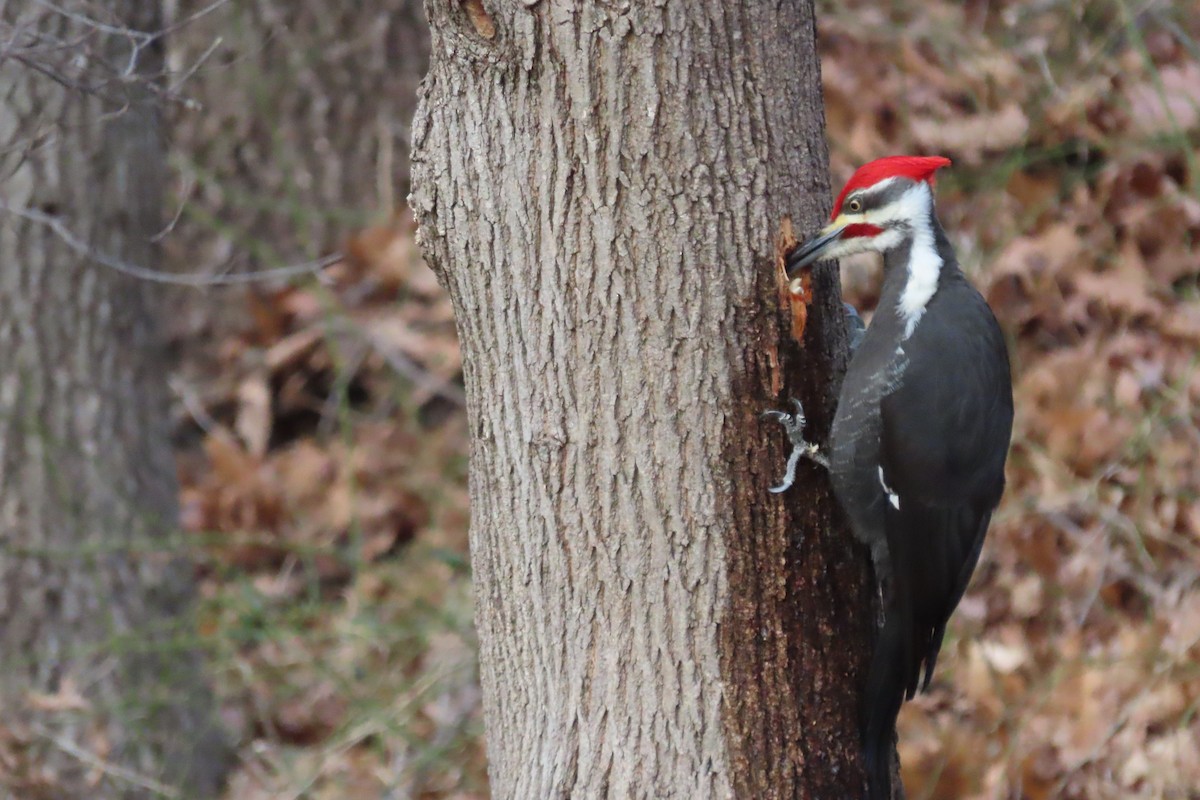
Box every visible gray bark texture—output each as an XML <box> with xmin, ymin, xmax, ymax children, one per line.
<box><xmin>411</xmin><ymin>1</ymin><xmax>879</xmax><ymax>797</ymax></box>
<box><xmin>0</xmin><ymin>4</ymin><xmax>231</xmax><ymax>798</ymax></box>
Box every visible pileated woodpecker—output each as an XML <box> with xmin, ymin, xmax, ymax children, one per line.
<box><xmin>765</xmin><ymin>156</ymin><xmax>1013</xmax><ymax>800</ymax></box>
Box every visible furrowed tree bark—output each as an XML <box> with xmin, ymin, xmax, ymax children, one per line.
<box><xmin>0</xmin><ymin>4</ymin><xmax>231</xmax><ymax>797</ymax></box>
<box><xmin>411</xmin><ymin>1</ymin><xmax>878</xmax><ymax>797</ymax></box>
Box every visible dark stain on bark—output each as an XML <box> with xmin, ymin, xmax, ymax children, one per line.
<box><xmin>721</xmin><ymin>247</ymin><xmax>877</xmax><ymax>798</ymax></box>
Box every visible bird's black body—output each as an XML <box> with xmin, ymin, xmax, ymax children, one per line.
<box><xmin>770</xmin><ymin>158</ymin><xmax>1013</xmax><ymax>800</ymax></box>
<box><xmin>829</xmin><ymin>220</ymin><xmax>1013</xmax><ymax>799</ymax></box>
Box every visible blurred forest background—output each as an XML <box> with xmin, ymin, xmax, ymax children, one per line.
<box><xmin>7</xmin><ymin>0</ymin><xmax>1198</xmax><ymax>798</ymax></box>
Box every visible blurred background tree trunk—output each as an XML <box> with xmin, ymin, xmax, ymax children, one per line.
<box><xmin>411</xmin><ymin>2</ymin><xmax>878</xmax><ymax>797</ymax></box>
<box><xmin>169</xmin><ymin>0</ymin><xmax>430</xmax><ymax>266</ymax></box>
<box><xmin>164</xmin><ymin>0</ymin><xmax>433</xmax><ymax>393</ymax></box>
<box><xmin>0</xmin><ymin>3</ymin><xmax>231</xmax><ymax>797</ymax></box>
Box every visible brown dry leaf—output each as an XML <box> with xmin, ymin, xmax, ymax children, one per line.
<box><xmin>318</xmin><ymin>478</ymin><xmax>356</xmax><ymax>535</ymax></box>
<box><xmin>1044</xmin><ymin>406</ymin><xmax>1132</xmax><ymax>473</ymax></box>
<box><xmin>275</xmin><ymin>286</ymin><xmax>325</xmax><ymax>323</ymax></box>
<box><xmin>1185</xmin><ymin>506</ymin><xmax>1200</xmax><ymax>544</ymax></box>
<box><xmin>1125</xmin><ymin>63</ymin><xmax>1200</xmax><ymax>136</ymax></box>
<box><xmin>1071</xmin><ymin>268</ymin><xmax>1162</xmax><ymax>320</ymax></box>
<box><xmin>274</xmin><ymin>440</ymin><xmax>337</xmax><ymax>503</ymax></box>
<box><xmin>899</xmin><ymin>708</ymin><xmax>978</xmax><ymax>800</ymax></box>
<box><xmin>1124</xmin><ymin>682</ymin><xmax>1187</xmax><ymax>733</ymax></box>
<box><xmin>1162</xmin><ymin>591</ymin><xmax>1200</xmax><ymax>661</ymax></box>
<box><xmin>374</xmin><ymin>231</ymin><xmax>423</xmax><ymax>291</ymax></box>
<box><xmin>26</xmin><ymin>679</ymin><xmax>89</xmax><ymax>713</ymax></box>
<box><xmin>1009</xmin><ymin>573</ymin><xmax>1045</xmax><ymax>619</ymax></box>
<box><xmin>270</xmin><ymin>682</ymin><xmax>347</xmax><ymax>746</ymax></box>
<box><xmin>911</xmin><ymin>104</ymin><xmax>1029</xmax><ymax>162</ymax></box>
<box><xmin>193</xmin><ymin>428</ymin><xmax>288</xmax><ymax>565</ymax></box>
<box><xmin>244</xmin><ymin>289</ymin><xmax>294</xmax><ymax>344</ymax></box>
<box><xmin>355</xmin><ymin>495</ymin><xmax>422</xmax><ymax>561</ymax></box>
<box><xmin>960</xmin><ymin>52</ymin><xmax>1023</xmax><ymax>96</ymax></box>
<box><xmin>1144</xmin><ymin>728</ymin><xmax>1200</xmax><ymax>792</ymax></box>
<box><xmin>344</xmin><ymin>214</ymin><xmax>438</xmax><ymax>296</ymax></box>
<box><xmin>1113</xmin><ymin>369</ymin><xmax>1142</xmax><ymax>407</ymax></box>
<box><xmin>265</xmin><ymin>328</ymin><xmax>322</xmax><ymax>375</ymax></box>
<box><xmin>252</xmin><ymin>571</ymin><xmax>303</xmax><ymax>600</ymax></box>
<box><xmin>203</xmin><ymin>427</ymin><xmax>259</xmax><ymax>487</ymax></box>
<box><xmin>236</xmin><ymin>372</ymin><xmax>272</xmax><ymax>458</ymax></box>
<box><xmin>1020</xmin><ymin>744</ymin><xmax>1062</xmax><ymax>800</ymax></box>
<box><xmin>986</xmin><ymin>223</ymin><xmax>1083</xmax><ymax>327</ymax></box>
<box><xmin>345</xmin><ymin>222</ymin><xmax>403</xmax><ymax>278</ymax></box>
<box><xmin>1120</xmin><ymin>749</ymin><xmax>1152</xmax><ymax>789</ymax></box>
<box><xmin>362</xmin><ymin>314</ymin><xmax>463</xmax><ymax>380</ymax></box>
<box><xmin>1006</xmin><ymin>169</ymin><xmax>1061</xmax><ymax>211</ymax></box>
<box><xmin>1052</xmin><ymin>666</ymin><xmax>1123</xmax><ymax>764</ymax></box>
<box><xmin>83</xmin><ymin>724</ymin><xmax>112</xmax><ymax>787</ymax></box>
<box><xmin>978</xmin><ymin>637</ymin><xmax>1030</xmax><ymax>675</ymax></box>
<box><xmin>1110</xmin><ymin>185</ymin><xmax>1200</xmax><ymax>286</ymax></box>
<box><xmin>1156</xmin><ymin>302</ymin><xmax>1200</xmax><ymax>340</ymax></box>
<box><xmin>897</xmin><ymin>39</ymin><xmax>955</xmax><ymax>94</ymax></box>
<box><xmin>960</xmin><ymin>641</ymin><xmax>1012</xmax><ymax>720</ymax></box>
<box><xmin>846</xmin><ymin>114</ymin><xmax>888</xmax><ymax>163</ymax></box>
<box><xmin>1043</xmin><ymin>77</ymin><xmax>1113</xmax><ymax>139</ymax></box>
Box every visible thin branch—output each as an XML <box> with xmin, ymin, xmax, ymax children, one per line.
<box><xmin>33</xmin><ymin>0</ymin><xmax>154</xmax><ymax>41</ymax></box>
<box><xmin>158</xmin><ymin>0</ymin><xmax>231</xmax><ymax>39</ymax></box>
<box><xmin>30</xmin><ymin>722</ymin><xmax>182</xmax><ymax>799</ymax></box>
<box><xmin>168</xmin><ymin>376</ymin><xmax>219</xmax><ymax>434</ymax></box>
<box><xmin>166</xmin><ymin>33</ymin><xmax>222</xmax><ymax>97</ymax></box>
<box><xmin>0</xmin><ymin>2</ymin><xmax>231</xmax><ymax>108</ymax></box>
<box><xmin>366</xmin><ymin>331</ymin><xmax>467</xmax><ymax>408</ymax></box>
<box><xmin>0</xmin><ymin>203</ymin><xmax>338</xmax><ymax>287</ymax></box>
<box><xmin>150</xmin><ymin>172</ymin><xmax>195</xmax><ymax>242</ymax></box>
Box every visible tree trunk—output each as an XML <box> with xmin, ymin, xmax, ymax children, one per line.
<box><xmin>0</xmin><ymin>4</ymin><xmax>231</xmax><ymax>797</ymax></box>
<box><xmin>411</xmin><ymin>1</ymin><xmax>877</xmax><ymax>797</ymax></box>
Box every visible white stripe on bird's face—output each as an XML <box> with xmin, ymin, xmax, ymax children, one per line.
<box><xmin>821</xmin><ymin>182</ymin><xmax>942</xmax><ymax>339</ymax></box>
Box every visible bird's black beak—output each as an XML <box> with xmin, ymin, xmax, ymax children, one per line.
<box><xmin>786</xmin><ymin>224</ymin><xmax>845</xmax><ymax>277</ymax></box>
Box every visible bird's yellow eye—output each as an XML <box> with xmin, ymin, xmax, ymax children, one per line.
<box><xmin>848</xmin><ymin>198</ymin><xmax>863</xmax><ymax>212</ymax></box>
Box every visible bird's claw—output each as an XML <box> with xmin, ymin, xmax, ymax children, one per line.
<box><xmin>762</xmin><ymin>398</ymin><xmax>829</xmax><ymax>493</ymax></box>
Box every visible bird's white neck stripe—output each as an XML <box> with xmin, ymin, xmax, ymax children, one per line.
<box><xmin>898</xmin><ymin>214</ymin><xmax>941</xmax><ymax>339</ymax></box>
<box><xmin>869</xmin><ymin>182</ymin><xmax>941</xmax><ymax>339</ymax></box>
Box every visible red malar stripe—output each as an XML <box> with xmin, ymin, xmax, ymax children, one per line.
<box><xmin>843</xmin><ymin>223</ymin><xmax>884</xmax><ymax>239</ymax></box>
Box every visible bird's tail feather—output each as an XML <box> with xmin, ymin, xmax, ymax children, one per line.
<box><xmin>862</xmin><ymin>594</ymin><xmax>913</xmax><ymax>800</ymax></box>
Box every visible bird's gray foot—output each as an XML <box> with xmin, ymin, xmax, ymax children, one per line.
<box><xmin>761</xmin><ymin>398</ymin><xmax>829</xmax><ymax>493</ymax></box>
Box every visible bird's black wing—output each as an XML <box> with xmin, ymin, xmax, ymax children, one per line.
<box><xmin>880</xmin><ymin>283</ymin><xmax>1013</xmax><ymax>690</ymax></box>
<box><xmin>861</xmin><ymin>283</ymin><xmax>1013</xmax><ymax>799</ymax></box>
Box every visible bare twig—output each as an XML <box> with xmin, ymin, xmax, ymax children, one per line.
<box><xmin>151</xmin><ymin>171</ymin><xmax>195</xmax><ymax>242</ymax></box>
<box><xmin>166</xmin><ymin>33</ymin><xmax>221</xmax><ymax>97</ymax></box>
<box><xmin>325</xmin><ymin>316</ymin><xmax>467</xmax><ymax>408</ymax></box>
<box><xmin>158</xmin><ymin>0</ymin><xmax>231</xmax><ymax>39</ymax></box>
<box><xmin>1</xmin><ymin>1</ymin><xmax>232</xmax><ymax>108</ymax></box>
<box><xmin>0</xmin><ymin>202</ymin><xmax>339</xmax><ymax>287</ymax></box>
<box><xmin>30</xmin><ymin>722</ymin><xmax>183</xmax><ymax>799</ymax></box>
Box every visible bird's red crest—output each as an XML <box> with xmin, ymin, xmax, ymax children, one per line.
<box><xmin>830</xmin><ymin>155</ymin><xmax>952</xmax><ymax>219</ymax></box>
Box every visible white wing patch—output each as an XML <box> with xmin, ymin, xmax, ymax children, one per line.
<box><xmin>878</xmin><ymin>465</ymin><xmax>900</xmax><ymax>510</ymax></box>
